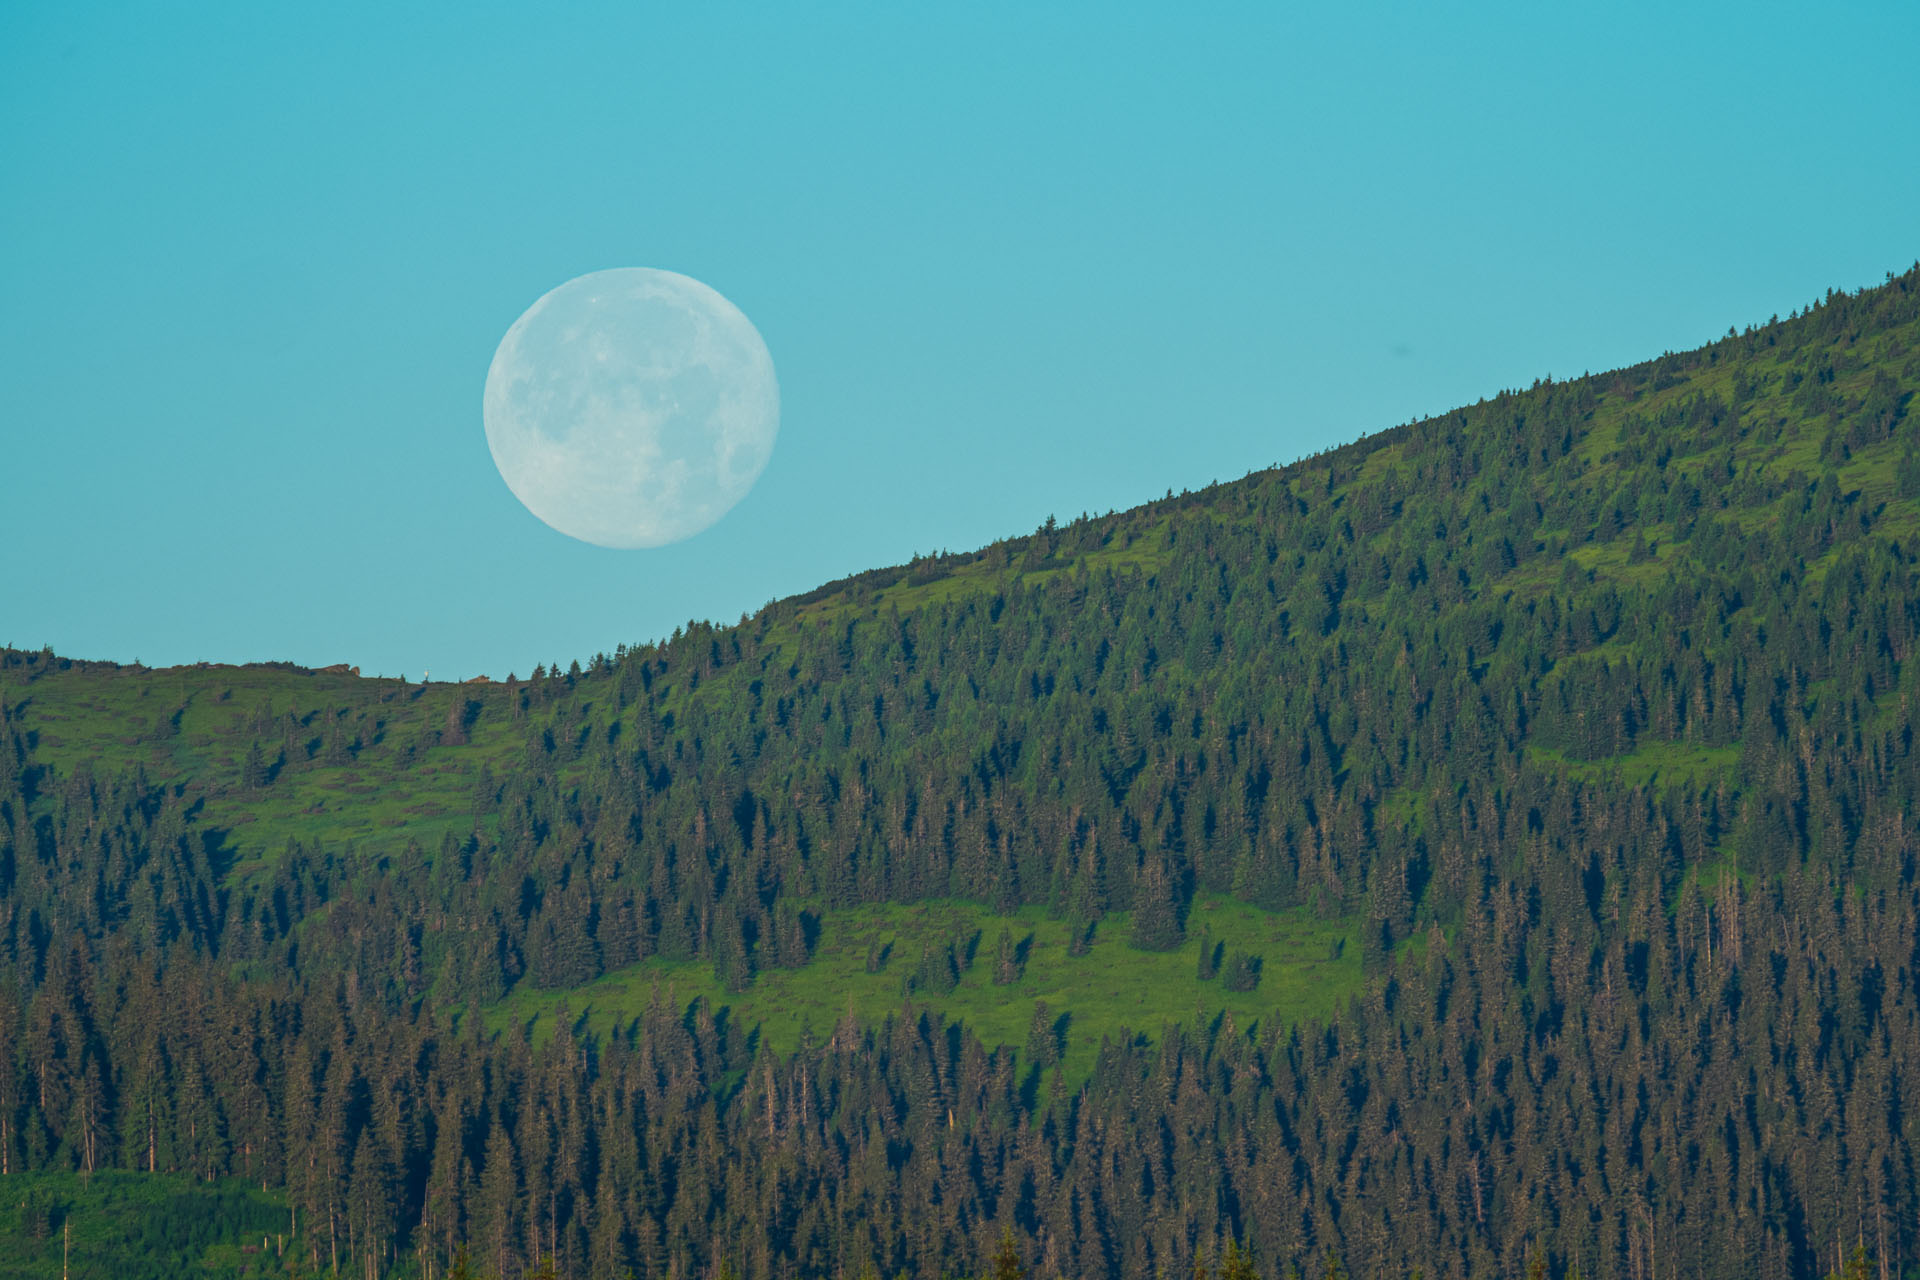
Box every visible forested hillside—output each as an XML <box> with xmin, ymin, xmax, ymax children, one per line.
<box><xmin>4</xmin><ymin>267</ymin><xmax>1920</xmax><ymax>1279</ymax></box>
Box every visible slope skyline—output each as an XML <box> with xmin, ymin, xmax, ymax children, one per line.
<box><xmin>7</xmin><ymin>2</ymin><xmax>1919</xmax><ymax>680</ymax></box>
<box><xmin>22</xmin><ymin>257</ymin><xmax>1920</xmax><ymax>685</ymax></box>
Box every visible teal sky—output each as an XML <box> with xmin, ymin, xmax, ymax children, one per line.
<box><xmin>4</xmin><ymin>1</ymin><xmax>1917</xmax><ymax>679</ymax></box>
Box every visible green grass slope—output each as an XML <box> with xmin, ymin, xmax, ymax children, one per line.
<box><xmin>0</xmin><ymin>1172</ymin><xmax>294</xmax><ymax>1280</ymax></box>
<box><xmin>494</xmin><ymin>894</ymin><xmax>1360</xmax><ymax>1087</ymax></box>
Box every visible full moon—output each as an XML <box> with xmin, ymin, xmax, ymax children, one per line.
<box><xmin>482</xmin><ymin>268</ymin><xmax>779</xmax><ymax>548</ymax></box>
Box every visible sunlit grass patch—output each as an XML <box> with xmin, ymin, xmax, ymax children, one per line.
<box><xmin>494</xmin><ymin>894</ymin><xmax>1360</xmax><ymax>1089</ymax></box>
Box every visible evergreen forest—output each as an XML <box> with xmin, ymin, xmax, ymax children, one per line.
<box><xmin>5</xmin><ymin>268</ymin><xmax>1920</xmax><ymax>1279</ymax></box>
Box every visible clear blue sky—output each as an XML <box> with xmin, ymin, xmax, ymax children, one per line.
<box><xmin>4</xmin><ymin>1</ymin><xmax>1916</xmax><ymax>679</ymax></box>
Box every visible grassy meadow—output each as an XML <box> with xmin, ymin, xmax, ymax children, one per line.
<box><xmin>493</xmin><ymin>894</ymin><xmax>1361</xmax><ymax>1086</ymax></box>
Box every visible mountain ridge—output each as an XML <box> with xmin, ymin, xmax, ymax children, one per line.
<box><xmin>3</xmin><ymin>264</ymin><xmax>1920</xmax><ymax>1280</ymax></box>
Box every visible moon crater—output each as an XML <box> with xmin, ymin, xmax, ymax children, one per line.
<box><xmin>483</xmin><ymin>268</ymin><xmax>779</xmax><ymax>548</ymax></box>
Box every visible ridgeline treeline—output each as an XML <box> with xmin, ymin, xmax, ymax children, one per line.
<box><xmin>4</xmin><ymin>268</ymin><xmax>1920</xmax><ymax>1279</ymax></box>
